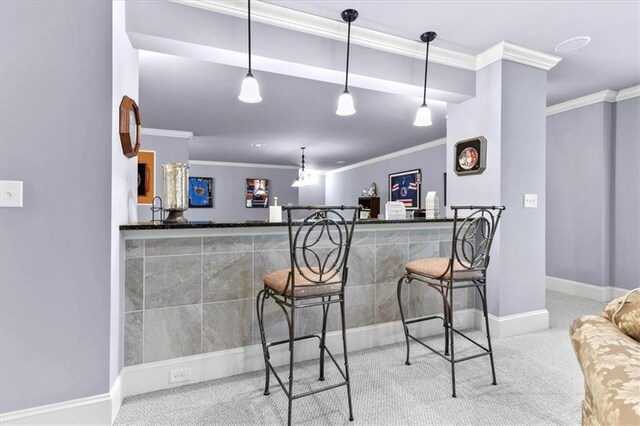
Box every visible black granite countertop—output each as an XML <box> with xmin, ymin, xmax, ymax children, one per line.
<box><xmin>120</xmin><ymin>218</ymin><xmax>453</xmax><ymax>230</ymax></box>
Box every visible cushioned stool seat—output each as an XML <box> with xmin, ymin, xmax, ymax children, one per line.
<box><xmin>264</xmin><ymin>268</ymin><xmax>343</xmax><ymax>297</ymax></box>
<box><xmin>405</xmin><ymin>257</ymin><xmax>483</xmax><ymax>280</ymax></box>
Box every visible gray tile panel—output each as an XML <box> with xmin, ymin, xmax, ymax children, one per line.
<box><xmin>125</xmin><ymin>258</ymin><xmax>143</xmax><ymax>312</ymax></box>
<box><xmin>145</xmin><ymin>237</ymin><xmax>202</xmax><ymax>256</ymax></box>
<box><xmin>124</xmin><ymin>312</ymin><xmax>143</xmax><ymax>366</ymax></box>
<box><xmin>203</xmin><ymin>252</ymin><xmax>253</xmax><ymax>303</ymax></box>
<box><xmin>203</xmin><ymin>235</ymin><xmax>253</xmax><ymax>254</ymax></box>
<box><xmin>347</xmin><ymin>245</ymin><xmax>375</xmax><ymax>287</ymax></box>
<box><xmin>202</xmin><ymin>300</ymin><xmax>253</xmax><ymax>352</ymax></box>
<box><xmin>145</xmin><ymin>255</ymin><xmax>202</xmax><ymax>309</ymax></box>
<box><xmin>144</xmin><ymin>305</ymin><xmax>201</xmax><ymax>363</ymax></box>
<box><xmin>375</xmin><ymin>243</ymin><xmax>408</xmax><ymax>284</ymax></box>
<box><xmin>125</xmin><ymin>239</ymin><xmax>143</xmax><ymax>258</ymax></box>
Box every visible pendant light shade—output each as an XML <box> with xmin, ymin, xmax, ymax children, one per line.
<box><xmin>413</xmin><ymin>104</ymin><xmax>433</xmax><ymax>127</ymax></box>
<box><xmin>239</xmin><ymin>0</ymin><xmax>262</xmax><ymax>104</ymax></box>
<box><xmin>336</xmin><ymin>9</ymin><xmax>358</xmax><ymax>116</ymax></box>
<box><xmin>292</xmin><ymin>147</ymin><xmax>308</xmax><ymax>187</ymax></box>
<box><xmin>239</xmin><ymin>73</ymin><xmax>262</xmax><ymax>103</ymax></box>
<box><xmin>414</xmin><ymin>31</ymin><xmax>437</xmax><ymax>127</ymax></box>
<box><xmin>336</xmin><ymin>91</ymin><xmax>356</xmax><ymax>116</ymax></box>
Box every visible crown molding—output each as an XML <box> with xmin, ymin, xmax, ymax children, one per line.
<box><xmin>545</xmin><ymin>86</ymin><xmax>640</xmax><ymax>116</ymax></box>
<box><xmin>476</xmin><ymin>41</ymin><xmax>563</xmax><ymax>71</ymax></box>
<box><xmin>172</xmin><ymin>0</ymin><xmax>476</xmax><ymax>70</ymax></box>
<box><xmin>189</xmin><ymin>160</ymin><xmax>299</xmax><ymax>170</ymax></box>
<box><xmin>615</xmin><ymin>85</ymin><xmax>640</xmax><ymax>102</ymax></box>
<box><xmin>173</xmin><ymin>1</ymin><xmax>562</xmax><ymax>72</ymax></box>
<box><xmin>325</xmin><ymin>138</ymin><xmax>446</xmax><ymax>175</ymax></box>
<box><xmin>141</xmin><ymin>128</ymin><xmax>194</xmax><ymax>139</ymax></box>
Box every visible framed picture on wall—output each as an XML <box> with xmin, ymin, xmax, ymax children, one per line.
<box><xmin>137</xmin><ymin>150</ymin><xmax>155</xmax><ymax>205</ymax></box>
<box><xmin>246</xmin><ymin>178</ymin><xmax>269</xmax><ymax>208</ymax></box>
<box><xmin>188</xmin><ymin>177</ymin><xmax>213</xmax><ymax>208</ymax></box>
<box><xmin>389</xmin><ymin>169</ymin><xmax>421</xmax><ymax>210</ymax></box>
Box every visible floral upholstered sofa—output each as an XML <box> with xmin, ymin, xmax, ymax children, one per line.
<box><xmin>570</xmin><ymin>289</ymin><xmax>640</xmax><ymax>426</ymax></box>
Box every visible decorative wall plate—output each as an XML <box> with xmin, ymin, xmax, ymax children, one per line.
<box><xmin>454</xmin><ymin>136</ymin><xmax>487</xmax><ymax>176</ymax></box>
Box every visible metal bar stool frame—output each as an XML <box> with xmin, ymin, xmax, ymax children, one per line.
<box><xmin>256</xmin><ymin>205</ymin><xmax>360</xmax><ymax>425</ymax></box>
<box><xmin>397</xmin><ymin>205</ymin><xmax>505</xmax><ymax>397</ymax></box>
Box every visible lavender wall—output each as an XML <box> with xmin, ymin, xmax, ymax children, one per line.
<box><xmin>187</xmin><ymin>164</ymin><xmax>299</xmax><ymax>222</ymax></box>
<box><xmin>325</xmin><ymin>142</ymin><xmax>447</xmax><ymax>217</ymax></box>
<box><xmin>448</xmin><ymin>60</ymin><xmax>547</xmax><ymax>318</ymax></box>
<box><xmin>546</xmin><ymin>102</ymin><xmax>613</xmax><ymax>286</ymax></box>
<box><xmin>612</xmin><ymin>97</ymin><xmax>640</xmax><ymax>290</ymax></box>
<box><xmin>136</xmin><ymin>135</ymin><xmax>190</xmax><ymax>222</ymax></box>
<box><xmin>0</xmin><ymin>1</ymin><xmax>113</xmax><ymax>412</ymax></box>
<box><xmin>299</xmin><ymin>175</ymin><xmax>326</xmax><ymax>206</ymax></box>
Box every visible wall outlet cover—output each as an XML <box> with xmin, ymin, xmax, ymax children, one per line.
<box><xmin>523</xmin><ymin>193</ymin><xmax>538</xmax><ymax>208</ymax></box>
<box><xmin>169</xmin><ymin>368</ymin><xmax>192</xmax><ymax>383</ymax></box>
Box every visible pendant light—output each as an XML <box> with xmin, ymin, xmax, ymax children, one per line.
<box><xmin>336</xmin><ymin>9</ymin><xmax>358</xmax><ymax>116</ymax></box>
<box><xmin>292</xmin><ymin>147</ymin><xmax>308</xmax><ymax>187</ymax></box>
<box><xmin>413</xmin><ymin>31</ymin><xmax>437</xmax><ymax>126</ymax></box>
<box><xmin>238</xmin><ymin>0</ymin><xmax>262</xmax><ymax>103</ymax></box>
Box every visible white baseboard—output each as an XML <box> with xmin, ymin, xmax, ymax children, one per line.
<box><xmin>546</xmin><ymin>276</ymin><xmax>633</xmax><ymax>302</ymax></box>
<box><xmin>474</xmin><ymin>308</ymin><xmax>549</xmax><ymax>338</ymax></box>
<box><xmin>123</xmin><ymin>309</ymin><xmax>476</xmax><ymax>397</ymax></box>
<box><xmin>0</xmin><ymin>376</ymin><xmax>122</xmax><ymax>426</ymax></box>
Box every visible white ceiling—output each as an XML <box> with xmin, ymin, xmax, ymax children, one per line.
<box><xmin>265</xmin><ymin>0</ymin><xmax>640</xmax><ymax>105</ymax></box>
<box><xmin>139</xmin><ymin>1</ymin><xmax>639</xmax><ymax>169</ymax></box>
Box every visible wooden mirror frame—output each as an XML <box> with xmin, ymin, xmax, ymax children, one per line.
<box><xmin>119</xmin><ymin>95</ymin><xmax>141</xmax><ymax>158</ymax></box>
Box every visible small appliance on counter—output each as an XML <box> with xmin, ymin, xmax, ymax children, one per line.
<box><xmin>162</xmin><ymin>163</ymin><xmax>189</xmax><ymax>223</ymax></box>
<box><xmin>385</xmin><ymin>201</ymin><xmax>406</xmax><ymax>220</ymax></box>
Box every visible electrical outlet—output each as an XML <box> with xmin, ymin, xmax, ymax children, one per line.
<box><xmin>523</xmin><ymin>193</ymin><xmax>537</xmax><ymax>208</ymax></box>
<box><xmin>169</xmin><ymin>368</ymin><xmax>192</xmax><ymax>384</ymax></box>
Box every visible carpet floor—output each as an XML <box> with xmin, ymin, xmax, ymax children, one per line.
<box><xmin>115</xmin><ymin>290</ymin><xmax>605</xmax><ymax>425</ymax></box>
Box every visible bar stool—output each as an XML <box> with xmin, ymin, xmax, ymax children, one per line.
<box><xmin>256</xmin><ymin>205</ymin><xmax>360</xmax><ymax>425</ymax></box>
<box><xmin>397</xmin><ymin>205</ymin><xmax>505</xmax><ymax>397</ymax></box>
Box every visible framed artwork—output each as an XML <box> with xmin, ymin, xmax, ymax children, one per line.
<box><xmin>137</xmin><ymin>150</ymin><xmax>155</xmax><ymax>205</ymax></box>
<box><xmin>246</xmin><ymin>178</ymin><xmax>269</xmax><ymax>208</ymax></box>
<box><xmin>389</xmin><ymin>169</ymin><xmax>421</xmax><ymax>210</ymax></box>
<box><xmin>189</xmin><ymin>177</ymin><xmax>213</xmax><ymax>208</ymax></box>
<box><xmin>454</xmin><ymin>136</ymin><xmax>487</xmax><ymax>176</ymax></box>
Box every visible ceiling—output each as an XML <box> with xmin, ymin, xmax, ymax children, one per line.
<box><xmin>265</xmin><ymin>0</ymin><xmax>640</xmax><ymax>105</ymax></box>
<box><xmin>139</xmin><ymin>1</ymin><xmax>639</xmax><ymax>169</ymax></box>
<box><xmin>139</xmin><ymin>52</ymin><xmax>446</xmax><ymax>170</ymax></box>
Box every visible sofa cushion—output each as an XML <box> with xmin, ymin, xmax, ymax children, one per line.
<box><xmin>570</xmin><ymin>315</ymin><xmax>640</xmax><ymax>426</ymax></box>
<box><xmin>602</xmin><ymin>289</ymin><xmax>640</xmax><ymax>341</ymax></box>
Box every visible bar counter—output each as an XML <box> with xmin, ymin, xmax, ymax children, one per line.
<box><xmin>120</xmin><ymin>218</ymin><xmax>475</xmax><ymax>394</ymax></box>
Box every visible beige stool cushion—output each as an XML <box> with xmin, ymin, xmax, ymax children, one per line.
<box><xmin>264</xmin><ymin>268</ymin><xmax>343</xmax><ymax>297</ymax></box>
<box><xmin>405</xmin><ymin>257</ymin><xmax>483</xmax><ymax>280</ymax></box>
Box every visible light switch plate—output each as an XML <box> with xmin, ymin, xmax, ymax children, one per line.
<box><xmin>523</xmin><ymin>193</ymin><xmax>537</xmax><ymax>208</ymax></box>
<box><xmin>0</xmin><ymin>181</ymin><xmax>23</xmax><ymax>208</ymax></box>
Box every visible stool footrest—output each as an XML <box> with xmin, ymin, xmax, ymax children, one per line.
<box><xmin>267</xmin><ymin>333</ymin><xmax>320</xmax><ymax>348</ymax></box>
<box><xmin>406</xmin><ymin>314</ymin><xmax>444</xmax><ymax>325</ymax></box>
<box><xmin>407</xmin><ymin>332</ymin><xmax>492</xmax><ymax>365</ymax></box>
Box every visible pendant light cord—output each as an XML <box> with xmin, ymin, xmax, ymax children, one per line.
<box><xmin>247</xmin><ymin>0</ymin><xmax>252</xmax><ymax>75</ymax></box>
<box><xmin>344</xmin><ymin>20</ymin><xmax>351</xmax><ymax>92</ymax></box>
<box><xmin>422</xmin><ymin>40</ymin><xmax>430</xmax><ymax>106</ymax></box>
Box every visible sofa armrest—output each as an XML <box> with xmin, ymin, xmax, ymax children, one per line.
<box><xmin>570</xmin><ymin>315</ymin><xmax>640</xmax><ymax>425</ymax></box>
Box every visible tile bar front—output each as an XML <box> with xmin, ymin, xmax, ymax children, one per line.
<box><xmin>120</xmin><ymin>220</ymin><xmax>471</xmax><ymax>374</ymax></box>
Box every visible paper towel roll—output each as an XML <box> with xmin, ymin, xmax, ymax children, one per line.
<box><xmin>269</xmin><ymin>206</ymin><xmax>282</xmax><ymax>222</ymax></box>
